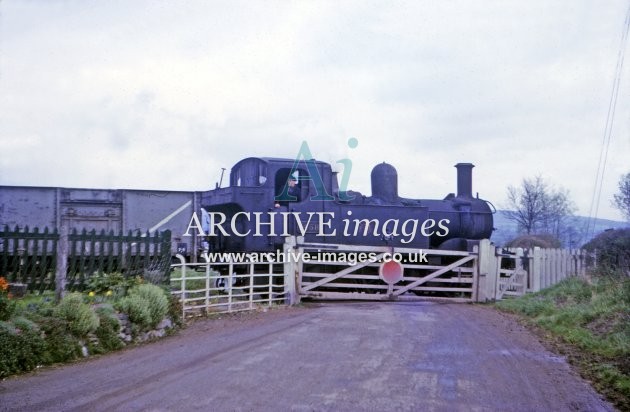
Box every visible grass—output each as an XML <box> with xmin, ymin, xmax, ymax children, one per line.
<box><xmin>170</xmin><ymin>267</ymin><xmax>221</xmax><ymax>292</ymax></box>
<box><xmin>496</xmin><ymin>273</ymin><xmax>630</xmax><ymax>409</ymax></box>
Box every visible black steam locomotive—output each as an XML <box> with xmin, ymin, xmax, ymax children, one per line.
<box><xmin>200</xmin><ymin>157</ymin><xmax>494</xmax><ymax>252</ymax></box>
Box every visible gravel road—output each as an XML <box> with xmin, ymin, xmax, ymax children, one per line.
<box><xmin>0</xmin><ymin>302</ymin><xmax>614</xmax><ymax>411</ymax></box>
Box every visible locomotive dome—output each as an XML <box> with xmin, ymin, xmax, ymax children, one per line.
<box><xmin>371</xmin><ymin>162</ymin><xmax>398</xmax><ymax>203</ymax></box>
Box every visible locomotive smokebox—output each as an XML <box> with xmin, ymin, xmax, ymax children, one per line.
<box><xmin>371</xmin><ymin>162</ymin><xmax>398</xmax><ymax>203</ymax></box>
<box><xmin>455</xmin><ymin>163</ymin><xmax>474</xmax><ymax>198</ymax></box>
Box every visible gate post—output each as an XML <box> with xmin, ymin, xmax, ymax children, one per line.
<box><xmin>55</xmin><ymin>224</ymin><xmax>68</xmax><ymax>303</ymax></box>
<box><xmin>475</xmin><ymin>239</ymin><xmax>496</xmax><ymax>302</ymax></box>
<box><xmin>531</xmin><ymin>247</ymin><xmax>541</xmax><ymax>292</ymax></box>
<box><xmin>283</xmin><ymin>236</ymin><xmax>299</xmax><ymax>305</ymax></box>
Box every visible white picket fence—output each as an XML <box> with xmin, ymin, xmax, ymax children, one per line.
<box><xmin>475</xmin><ymin>239</ymin><xmax>587</xmax><ymax>301</ymax></box>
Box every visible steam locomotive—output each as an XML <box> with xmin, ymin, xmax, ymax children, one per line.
<box><xmin>200</xmin><ymin>157</ymin><xmax>494</xmax><ymax>252</ymax></box>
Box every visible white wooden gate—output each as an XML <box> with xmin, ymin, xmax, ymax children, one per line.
<box><xmin>294</xmin><ymin>240</ymin><xmax>479</xmax><ymax>303</ymax></box>
<box><xmin>170</xmin><ymin>254</ymin><xmax>292</xmax><ymax>317</ymax></box>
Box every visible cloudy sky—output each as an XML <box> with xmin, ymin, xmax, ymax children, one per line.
<box><xmin>1</xmin><ymin>1</ymin><xmax>629</xmax><ymax>221</ymax></box>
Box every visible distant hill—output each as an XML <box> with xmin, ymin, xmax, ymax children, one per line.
<box><xmin>490</xmin><ymin>210</ymin><xmax>628</xmax><ymax>247</ymax></box>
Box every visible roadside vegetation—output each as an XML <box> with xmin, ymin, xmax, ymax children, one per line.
<box><xmin>0</xmin><ymin>273</ymin><xmax>181</xmax><ymax>379</ymax></box>
<box><xmin>496</xmin><ymin>229</ymin><xmax>630</xmax><ymax>409</ymax></box>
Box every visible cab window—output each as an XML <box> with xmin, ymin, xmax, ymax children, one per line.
<box><xmin>275</xmin><ymin>168</ymin><xmax>307</xmax><ymax>203</ymax></box>
<box><xmin>230</xmin><ymin>159</ymin><xmax>267</xmax><ymax>187</ymax></box>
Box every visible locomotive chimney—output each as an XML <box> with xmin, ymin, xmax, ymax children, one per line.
<box><xmin>455</xmin><ymin>163</ymin><xmax>474</xmax><ymax>198</ymax></box>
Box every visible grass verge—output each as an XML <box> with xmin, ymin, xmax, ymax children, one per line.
<box><xmin>496</xmin><ymin>272</ymin><xmax>629</xmax><ymax>410</ymax></box>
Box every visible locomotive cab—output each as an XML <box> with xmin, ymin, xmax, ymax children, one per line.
<box><xmin>201</xmin><ymin>157</ymin><xmax>337</xmax><ymax>252</ymax></box>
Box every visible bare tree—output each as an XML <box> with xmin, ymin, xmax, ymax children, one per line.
<box><xmin>505</xmin><ymin>177</ymin><xmax>546</xmax><ymax>234</ymax></box>
<box><xmin>613</xmin><ymin>172</ymin><xmax>630</xmax><ymax>222</ymax></box>
<box><xmin>541</xmin><ymin>187</ymin><xmax>575</xmax><ymax>239</ymax></box>
<box><xmin>505</xmin><ymin>176</ymin><xmax>576</xmax><ymax>238</ymax></box>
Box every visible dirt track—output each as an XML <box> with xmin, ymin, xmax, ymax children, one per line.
<box><xmin>0</xmin><ymin>302</ymin><xmax>614</xmax><ymax>411</ymax></box>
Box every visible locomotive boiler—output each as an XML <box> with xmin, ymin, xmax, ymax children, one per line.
<box><xmin>200</xmin><ymin>157</ymin><xmax>494</xmax><ymax>253</ymax></box>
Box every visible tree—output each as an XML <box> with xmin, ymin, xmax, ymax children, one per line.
<box><xmin>613</xmin><ymin>172</ymin><xmax>630</xmax><ymax>222</ymax></box>
<box><xmin>505</xmin><ymin>176</ymin><xmax>576</xmax><ymax>241</ymax></box>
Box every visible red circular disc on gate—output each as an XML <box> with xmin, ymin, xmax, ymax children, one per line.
<box><xmin>379</xmin><ymin>260</ymin><xmax>404</xmax><ymax>284</ymax></box>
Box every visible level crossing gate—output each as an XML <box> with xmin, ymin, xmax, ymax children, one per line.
<box><xmin>291</xmin><ymin>238</ymin><xmax>480</xmax><ymax>303</ymax></box>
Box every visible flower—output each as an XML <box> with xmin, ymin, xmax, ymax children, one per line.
<box><xmin>105</xmin><ymin>290</ymin><xmax>113</xmax><ymax>296</ymax></box>
<box><xmin>88</xmin><ymin>291</ymin><xmax>95</xmax><ymax>297</ymax></box>
<box><xmin>0</xmin><ymin>277</ymin><xmax>8</xmax><ymax>292</ymax></box>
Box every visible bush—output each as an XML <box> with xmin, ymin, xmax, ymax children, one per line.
<box><xmin>0</xmin><ymin>320</ymin><xmax>47</xmax><ymax>378</ymax></box>
<box><xmin>37</xmin><ymin>316</ymin><xmax>81</xmax><ymax>364</ymax></box>
<box><xmin>116</xmin><ymin>295</ymin><xmax>152</xmax><ymax>331</ymax></box>
<box><xmin>54</xmin><ymin>293</ymin><xmax>99</xmax><ymax>337</ymax></box>
<box><xmin>167</xmin><ymin>294</ymin><xmax>183</xmax><ymax>328</ymax></box>
<box><xmin>583</xmin><ymin>228</ymin><xmax>630</xmax><ymax>274</ymax></box>
<box><xmin>12</xmin><ymin>316</ymin><xmax>38</xmax><ymax>332</ymax></box>
<box><xmin>86</xmin><ymin>273</ymin><xmax>143</xmax><ymax>298</ymax></box>
<box><xmin>506</xmin><ymin>234</ymin><xmax>562</xmax><ymax>249</ymax></box>
<box><xmin>128</xmin><ymin>284</ymin><xmax>169</xmax><ymax>329</ymax></box>
<box><xmin>94</xmin><ymin>307</ymin><xmax>123</xmax><ymax>352</ymax></box>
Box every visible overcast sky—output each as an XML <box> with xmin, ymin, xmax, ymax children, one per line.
<box><xmin>1</xmin><ymin>1</ymin><xmax>629</xmax><ymax>221</ymax></box>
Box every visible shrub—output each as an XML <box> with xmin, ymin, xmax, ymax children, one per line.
<box><xmin>0</xmin><ymin>320</ymin><xmax>47</xmax><ymax>378</ymax></box>
<box><xmin>116</xmin><ymin>295</ymin><xmax>152</xmax><ymax>331</ymax></box>
<box><xmin>0</xmin><ymin>296</ymin><xmax>17</xmax><ymax>321</ymax></box>
<box><xmin>128</xmin><ymin>284</ymin><xmax>169</xmax><ymax>329</ymax></box>
<box><xmin>94</xmin><ymin>307</ymin><xmax>123</xmax><ymax>352</ymax></box>
<box><xmin>11</xmin><ymin>316</ymin><xmax>38</xmax><ymax>332</ymax></box>
<box><xmin>86</xmin><ymin>273</ymin><xmax>143</xmax><ymax>298</ymax></box>
<box><xmin>583</xmin><ymin>228</ymin><xmax>630</xmax><ymax>274</ymax></box>
<box><xmin>37</xmin><ymin>316</ymin><xmax>81</xmax><ymax>364</ymax></box>
<box><xmin>54</xmin><ymin>293</ymin><xmax>99</xmax><ymax>337</ymax></box>
<box><xmin>167</xmin><ymin>294</ymin><xmax>183</xmax><ymax>328</ymax></box>
<box><xmin>506</xmin><ymin>234</ymin><xmax>562</xmax><ymax>249</ymax></box>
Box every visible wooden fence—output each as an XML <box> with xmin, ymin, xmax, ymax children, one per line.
<box><xmin>0</xmin><ymin>225</ymin><xmax>172</xmax><ymax>292</ymax></box>
<box><xmin>476</xmin><ymin>239</ymin><xmax>587</xmax><ymax>301</ymax></box>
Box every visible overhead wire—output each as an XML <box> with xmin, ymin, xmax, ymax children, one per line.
<box><xmin>586</xmin><ymin>3</ymin><xmax>630</xmax><ymax>239</ymax></box>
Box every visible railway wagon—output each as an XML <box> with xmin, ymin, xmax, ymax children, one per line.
<box><xmin>0</xmin><ymin>186</ymin><xmax>203</xmax><ymax>260</ymax></box>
